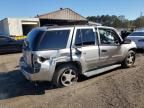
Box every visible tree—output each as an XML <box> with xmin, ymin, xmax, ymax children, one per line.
<box><xmin>133</xmin><ymin>16</ymin><xmax>144</xmax><ymax>28</ymax></box>
<box><xmin>87</xmin><ymin>15</ymin><xmax>144</xmax><ymax>29</ymax></box>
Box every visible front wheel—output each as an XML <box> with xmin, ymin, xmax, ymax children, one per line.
<box><xmin>52</xmin><ymin>64</ymin><xmax>78</xmax><ymax>88</ymax></box>
<box><xmin>121</xmin><ymin>50</ymin><xmax>136</xmax><ymax>68</ymax></box>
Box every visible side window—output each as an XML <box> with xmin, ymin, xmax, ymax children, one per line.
<box><xmin>81</xmin><ymin>29</ymin><xmax>95</xmax><ymax>46</ymax></box>
<box><xmin>99</xmin><ymin>29</ymin><xmax>120</xmax><ymax>45</ymax></box>
<box><xmin>75</xmin><ymin>29</ymin><xmax>82</xmax><ymax>46</ymax></box>
<box><xmin>75</xmin><ymin>29</ymin><xmax>96</xmax><ymax>47</ymax></box>
<box><xmin>0</xmin><ymin>37</ymin><xmax>10</xmax><ymax>42</ymax></box>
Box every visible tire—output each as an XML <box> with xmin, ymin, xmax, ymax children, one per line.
<box><xmin>52</xmin><ymin>64</ymin><xmax>78</xmax><ymax>88</ymax></box>
<box><xmin>121</xmin><ymin>50</ymin><xmax>136</xmax><ymax>68</ymax></box>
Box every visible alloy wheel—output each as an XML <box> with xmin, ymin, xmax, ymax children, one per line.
<box><xmin>60</xmin><ymin>69</ymin><xmax>77</xmax><ymax>87</ymax></box>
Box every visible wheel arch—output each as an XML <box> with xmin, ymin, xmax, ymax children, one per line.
<box><xmin>54</xmin><ymin>61</ymin><xmax>82</xmax><ymax>75</ymax></box>
<box><xmin>128</xmin><ymin>48</ymin><xmax>137</xmax><ymax>52</ymax></box>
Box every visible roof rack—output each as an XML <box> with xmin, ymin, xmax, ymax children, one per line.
<box><xmin>42</xmin><ymin>23</ymin><xmax>102</xmax><ymax>29</ymax></box>
<box><xmin>42</xmin><ymin>24</ymin><xmax>59</xmax><ymax>27</ymax></box>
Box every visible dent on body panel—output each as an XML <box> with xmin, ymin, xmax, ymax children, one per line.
<box><xmin>72</xmin><ymin>50</ymin><xmax>87</xmax><ymax>73</ymax></box>
<box><xmin>53</xmin><ymin>48</ymin><xmax>72</xmax><ymax>62</ymax></box>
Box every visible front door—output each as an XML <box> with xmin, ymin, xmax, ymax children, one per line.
<box><xmin>98</xmin><ymin>28</ymin><xmax>123</xmax><ymax>66</ymax></box>
<box><xmin>73</xmin><ymin>27</ymin><xmax>99</xmax><ymax>72</ymax></box>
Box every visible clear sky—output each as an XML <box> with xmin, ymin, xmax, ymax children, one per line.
<box><xmin>0</xmin><ymin>0</ymin><xmax>144</xmax><ymax>20</ymax></box>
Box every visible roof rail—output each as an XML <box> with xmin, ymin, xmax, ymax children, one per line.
<box><xmin>42</xmin><ymin>24</ymin><xmax>59</xmax><ymax>27</ymax></box>
<box><xmin>41</xmin><ymin>23</ymin><xmax>101</xmax><ymax>29</ymax></box>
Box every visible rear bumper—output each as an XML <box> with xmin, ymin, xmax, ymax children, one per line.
<box><xmin>20</xmin><ymin>57</ymin><xmax>56</xmax><ymax>81</ymax></box>
<box><xmin>21</xmin><ymin>67</ymin><xmax>34</xmax><ymax>81</ymax></box>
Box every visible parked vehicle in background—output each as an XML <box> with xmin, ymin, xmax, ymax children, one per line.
<box><xmin>20</xmin><ymin>25</ymin><xmax>137</xmax><ymax>87</ymax></box>
<box><xmin>0</xmin><ymin>36</ymin><xmax>24</xmax><ymax>54</ymax></box>
<box><xmin>121</xmin><ymin>30</ymin><xmax>132</xmax><ymax>39</ymax></box>
<box><xmin>127</xmin><ymin>31</ymin><xmax>144</xmax><ymax>49</ymax></box>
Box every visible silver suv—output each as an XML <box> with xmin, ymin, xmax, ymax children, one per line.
<box><xmin>20</xmin><ymin>25</ymin><xmax>137</xmax><ymax>87</ymax></box>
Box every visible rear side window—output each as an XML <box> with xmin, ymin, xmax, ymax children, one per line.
<box><xmin>38</xmin><ymin>30</ymin><xmax>70</xmax><ymax>50</ymax></box>
<box><xmin>0</xmin><ymin>37</ymin><xmax>9</xmax><ymax>42</ymax></box>
<box><xmin>75</xmin><ymin>29</ymin><xmax>96</xmax><ymax>47</ymax></box>
<box><xmin>0</xmin><ymin>37</ymin><xmax>11</xmax><ymax>44</ymax></box>
<box><xmin>75</xmin><ymin>29</ymin><xmax>82</xmax><ymax>46</ymax></box>
<box><xmin>82</xmin><ymin>29</ymin><xmax>95</xmax><ymax>46</ymax></box>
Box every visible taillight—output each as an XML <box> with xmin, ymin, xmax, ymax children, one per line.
<box><xmin>23</xmin><ymin>40</ymin><xmax>28</xmax><ymax>49</ymax></box>
<box><xmin>31</xmin><ymin>54</ymin><xmax>41</xmax><ymax>71</ymax></box>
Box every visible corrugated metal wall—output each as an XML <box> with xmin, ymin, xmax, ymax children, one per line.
<box><xmin>0</xmin><ymin>19</ymin><xmax>10</xmax><ymax>35</ymax></box>
<box><xmin>38</xmin><ymin>8</ymin><xmax>87</xmax><ymax>21</ymax></box>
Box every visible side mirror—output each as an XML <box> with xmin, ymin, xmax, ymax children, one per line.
<box><xmin>114</xmin><ymin>40</ymin><xmax>120</xmax><ymax>46</ymax></box>
<box><xmin>121</xmin><ymin>39</ymin><xmax>131</xmax><ymax>44</ymax></box>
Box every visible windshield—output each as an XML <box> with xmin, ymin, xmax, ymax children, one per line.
<box><xmin>129</xmin><ymin>32</ymin><xmax>144</xmax><ymax>36</ymax></box>
<box><xmin>38</xmin><ymin>30</ymin><xmax>70</xmax><ymax>50</ymax></box>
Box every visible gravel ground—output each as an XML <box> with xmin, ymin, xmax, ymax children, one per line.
<box><xmin>0</xmin><ymin>53</ymin><xmax>144</xmax><ymax>108</ymax></box>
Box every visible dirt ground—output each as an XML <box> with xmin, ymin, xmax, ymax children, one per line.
<box><xmin>0</xmin><ymin>53</ymin><xmax>144</xmax><ymax>108</ymax></box>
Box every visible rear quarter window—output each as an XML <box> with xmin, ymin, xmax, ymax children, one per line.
<box><xmin>38</xmin><ymin>30</ymin><xmax>70</xmax><ymax>50</ymax></box>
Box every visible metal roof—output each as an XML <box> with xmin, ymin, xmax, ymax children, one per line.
<box><xmin>37</xmin><ymin>8</ymin><xmax>87</xmax><ymax>21</ymax></box>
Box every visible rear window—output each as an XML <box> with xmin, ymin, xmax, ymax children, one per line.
<box><xmin>26</xmin><ymin>29</ymin><xmax>45</xmax><ymax>50</ymax></box>
<box><xmin>129</xmin><ymin>32</ymin><xmax>144</xmax><ymax>36</ymax></box>
<box><xmin>38</xmin><ymin>30</ymin><xmax>70</xmax><ymax>50</ymax></box>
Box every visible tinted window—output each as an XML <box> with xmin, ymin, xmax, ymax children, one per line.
<box><xmin>0</xmin><ymin>37</ymin><xmax>7</xmax><ymax>41</ymax></box>
<box><xmin>99</xmin><ymin>29</ymin><xmax>120</xmax><ymax>45</ymax></box>
<box><xmin>75</xmin><ymin>29</ymin><xmax>82</xmax><ymax>46</ymax></box>
<box><xmin>129</xmin><ymin>32</ymin><xmax>144</xmax><ymax>36</ymax></box>
<box><xmin>26</xmin><ymin>29</ymin><xmax>45</xmax><ymax>50</ymax></box>
<box><xmin>81</xmin><ymin>29</ymin><xmax>95</xmax><ymax>46</ymax></box>
<box><xmin>0</xmin><ymin>37</ymin><xmax>11</xmax><ymax>43</ymax></box>
<box><xmin>75</xmin><ymin>29</ymin><xmax>96</xmax><ymax>46</ymax></box>
<box><xmin>38</xmin><ymin>30</ymin><xmax>70</xmax><ymax>50</ymax></box>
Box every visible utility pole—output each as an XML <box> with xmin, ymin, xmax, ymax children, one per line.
<box><xmin>140</xmin><ymin>12</ymin><xmax>143</xmax><ymax>17</ymax></box>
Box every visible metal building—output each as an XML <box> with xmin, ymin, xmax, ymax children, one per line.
<box><xmin>0</xmin><ymin>8</ymin><xmax>101</xmax><ymax>39</ymax></box>
<box><xmin>37</xmin><ymin>8</ymin><xmax>88</xmax><ymax>26</ymax></box>
<box><xmin>0</xmin><ymin>18</ymin><xmax>39</xmax><ymax>36</ymax></box>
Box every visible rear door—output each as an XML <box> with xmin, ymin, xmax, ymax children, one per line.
<box><xmin>73</xmin><ymin>27</ymin><xmax>100</xmax><ymax>72</ymax></box>
<box><xmin>97</xmin><ymin>27</ymin><xmax>123</xmax><ymax>66</ymax></box>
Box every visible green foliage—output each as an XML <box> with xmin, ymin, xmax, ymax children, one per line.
<box><xmin>134</xmin><ymin>16</ymin><xmax>144</xmax><ymax>28</ymax></box>
<box><xmin>87</xmin><ymin>15</ymin><xmax>144</xmax><ymax>29</ymax></box>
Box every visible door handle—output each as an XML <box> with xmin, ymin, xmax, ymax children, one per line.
<box><xmin>101</xmin><ymin>50</ymin><xmax>107</xmax><ymax>52</ymax></box>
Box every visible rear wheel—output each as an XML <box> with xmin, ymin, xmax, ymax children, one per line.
<box><xmin>53</xmin><ymin>64</ymin><xmax>78</xmax><ymax>87</ymax></box>
<box><xmin>121</xmin><ymin>50</ymin><xmax>136</xmax><ymax>68</ymax></box>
